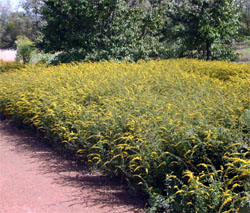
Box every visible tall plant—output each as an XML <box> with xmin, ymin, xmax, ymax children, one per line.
<box><xmin>40</xmin><ymin>0</ymin><xmax>165</xmax><ymax>62</ymax></box>
<box><xmin>167</xmin><ymin>0</ymin><xmax>241</xmax><ymax>60</ymax></box>
<box><xmin>16</xmin><ymin>36</ymin><xmax>35</xmax><ymax>64</ymax></box>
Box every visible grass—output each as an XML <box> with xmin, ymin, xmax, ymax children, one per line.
<box><xmin>234</xmin><ymin>38</ymin><xmax>250</xmax><ymax>63</ymax></box>
<box><xmin>237</xmin><ymin>47</ymin><xmax>250</xmax><ymax>62</ymax></box>
<box><xmin>242</xmin><ymin>40</ymin><xmax>250</xmax><ymax>46</ymax></box>
<box><xmin>0</xmin><ymin>49</ymin><xmax>16</xmax><ymax>62</ymax></box>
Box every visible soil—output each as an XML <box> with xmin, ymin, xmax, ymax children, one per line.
<box><xmin>0</xmin><ymin>120</ymin><xmax>145</xmax><ymax>213</ymax></box>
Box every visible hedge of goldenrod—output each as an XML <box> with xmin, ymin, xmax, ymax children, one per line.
<box><xmin>0</xmin><ymin>59</ymin><xmax>249</xmax><ymax>212</ymax></box>
<box><xmin>0</xmin><ymin>61</ymin><xmax>25</xmax><ymax>73</ymax></box>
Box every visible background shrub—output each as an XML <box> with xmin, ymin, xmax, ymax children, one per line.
<box><xmin>15</xmin><ymin>36</ymin><xmax>35</xmax><ymax>64</ymax></box>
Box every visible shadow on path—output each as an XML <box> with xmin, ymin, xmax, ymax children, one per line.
<box><xmin>0</xmin><ymin>120</ymin><xmax>146</xmax><ymax>212</ymax></box>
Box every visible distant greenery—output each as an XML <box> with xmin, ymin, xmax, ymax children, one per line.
<box><xmin>234</xmin><ymin>37</ymin><xmax>250</xmax><ymax>62</ymax></box>
<box><xmin>239</xmin><ymin>0</ymin><xmax>250</xmax><ymax>36</ymax></box>
<box><xmin>237</xmin><ymin>48</ymin><xmax>250</xmax><ymax>62</ymax></box>
<box><xmin>0</xmin><ymin>0</ymin><xmax>43</xmax><ymax>49</ymax></box>
<box><xmin>0</xmin><ymin>0</ymin><xmax>246</xmax><ymax>62</ymax></box>
<box><xmin>243</xmin><ymin>40</ymin><xmax>250</xmax><ymax>46</ymax></box>
<box><xmin>41</xmin><ymin>0</ymin><xmax>241</xmax><ymax>62</ymax></box>
<box><xmin>41</xmin><ymin>0</ymin><xmax>165</xmax><ymax>62</ymax></box>
<box><xmin>16</xmin><ymin>36</ymin><xmax>35</xmax><ymax>64</ymax></box>
<box><xmin>15</xmin><ymin>35</ymin><xmax>57</xmax><ymax>64</ymax></box>
<box><xmin>167</xmin><ymin>0</ymin><xmax>240</xmax><ymax>60</ymax></box>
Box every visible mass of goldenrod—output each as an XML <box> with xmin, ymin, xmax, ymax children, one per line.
<box><xmin>0</xmin><ymin>59</ymin><xmax>249</xmax><ymax>212</ymax></box>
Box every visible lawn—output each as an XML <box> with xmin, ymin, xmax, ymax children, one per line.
<box><xmin>235</xmin><ymin>38</ymin><xmax>250</xmax><ymax>63</ymax></box>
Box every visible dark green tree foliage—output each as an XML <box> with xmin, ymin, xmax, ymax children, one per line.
<box><xmin>0</xmin><ymin>12</ymin><xmax>29</xmax><ymax>49</ymax></box>
<box><xmin>41</xmin><ymin>0</ymin><xmax>242</xmax><ymax>62</ymax></box>
<box><xmin>0</xmin><ymin>1</ymin><xmax>13</xmax><ymax>48</ymax></box>
<box><xmin>239</xmin><ymin>0</ymin><xmax>250</xmax><ymax>36</ymax></box>
<box><xmin>167</xmin><ymin>0</ymin><xmax>241</xmax><ymax>60</ymax></box>
<box><xmin>21</xmin><ymin>0</ymin><xmax>44</xmax><ymax>41</ymax></box>
<box><xmin>0</xmin><ymin>0</ymin><xmax>43</xmax><ymax>49</ymax></box>
<box><xmin>41</xmin><ymin>0</ymin><xmax>165</xmax><ymax>62</ymax></box>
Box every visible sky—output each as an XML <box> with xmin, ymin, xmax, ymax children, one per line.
<box><xmin>0</xmin><ymin>0</ymin><xmax>22</xmax><ymax>11</ymax></box>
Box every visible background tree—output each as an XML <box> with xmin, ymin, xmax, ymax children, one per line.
<box><xmin>0</xmin><ymin>12</ymin><xmax>31</xmax><ymax>49</ymax></box>
<box><xmin>21</xmin><ymin>0</ymin><xmax>44</xmax><ymax>41</ymax></box>
<box><xmin>167</xmin><ymin>0</ymin><xmax>241</xmax><ymax>60</ymax></box>
<box><xmin>0</xmin><ymin>1</ymin><xmax>13</xmax><ymax>48</ymax></box>
<box><xmin>239</xmin><ymin>0</ymin><xmax>250</xmax><ymax>36</ymax></box>
<box><xmin>40</xmin><ymin>0</ymin><xmax>165</xmax><ymax>62</ymax></box>
<box><xmin>0</xmin><ymin>0</ymin><xmax>43</xmax><ymax>49</ymax></box>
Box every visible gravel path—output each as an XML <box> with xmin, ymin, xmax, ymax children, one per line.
<box><xmin>0</xmin><ymin>120</ymin><xmax>144</xmax><ymax>213</ymax></box>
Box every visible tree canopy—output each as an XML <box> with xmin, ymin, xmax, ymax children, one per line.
<box><xmin>0</xmin><ymin>0</ymin><xmax>245</xmax><ymax>61</ymax></box>
<box><xmin>0</xmin><ymin>0</ymin><xmax>43</xmax><ymax>49</ymax></box>
<box><xmin>40</xmin><ymin>0</ymin><xmax>165</xmax><ymax>62</ymax></box>
<box><xmin>167</xmin><ymin>0</ymin><xmax>241</xmax><ymax>60</ymax></box>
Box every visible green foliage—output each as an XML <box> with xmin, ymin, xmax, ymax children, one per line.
<box><xmin>0</xmin><ymin>0</ymin><xmax>43</xmax><ymax>49</ymax></box>
<box><xmin>239</xmin><ymin>0</ymin><xmax>250</xmax><ymax>36</ymax></box>
<box><xmin>0</xmin><ymin>0</ymin><xmax>247</xmax><ymax>61</ymax></box>
<box><xmin>167</xmin><ymin>0</ymin><xmax>241</xmax><ymax>60</ymax></box>
<box><xmin>41</xmin><ymin>0</ymin><xmax>165</xmax><ymax>62</ymax></box>
<box><xmin>21</xmin><ymin>0</ymin><xmax>44</xmax><ymax>42</ymax></box>
<box><xmin>0</xmin><ymin>11</ymin><xmax>28</xmax><ymax>49</ymax></box>
<box><xmin>0</xmin><ymin>59</ymin><xmax>249</xmax><ymax>212</ymax></box>
<box><xmin>16</xmin><ymin>36</ymin><xmax>35</xmax><ymax>64</ymax></box>
<box><xmin>29</xmin><ymin>50</ymin><xmax>57</xmax><ymax>64</ymax></box>
<box><xmin>40</xmin><ymin>0</ymin><xmax>243</xmax><ymax>62</ymax></box>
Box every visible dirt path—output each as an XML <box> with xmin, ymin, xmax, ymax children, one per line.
<box><xmin>0</xmin><ymin>120</ymin><xmax>145</xmax><ymax>213</ymax></box>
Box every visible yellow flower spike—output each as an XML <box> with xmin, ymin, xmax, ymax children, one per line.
<box><xmin>224</xmin><ymin>209</ymin><xmax>232</xmax><ymax>213</ymax></box>
<box><xmin>184</xmin><ymin>150</ymin><xmax>191</xmax><ymax>157</ymax></box>
<box><xmin>183</xmin><ymin>170</ymin><xmax>194</xmax><ymax>183</ymax></box>
<box><xmin>232</xmin><ymin>183</ymin><xmax>240</xmax><ymax>190</ymax></box>
<box><xmin>175</xmin><ymin>190</ymin><xmax>184</xmax><ymax>194</ymax></box>
<box><xmin>241</xmin><ymin>196</ymin><xmax>249</xmax><ymax>200</ymax></box>
<box><xmin>198</xmin><ymin>163</ymin><xmax>208</xmax><ymax>168</ymax></box>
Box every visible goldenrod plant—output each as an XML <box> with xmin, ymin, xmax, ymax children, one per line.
<box><xmin>0</xmin><ymin>61</ymin><xmax>25</xmax><ymax>73</ymax></box>
<box><xmin>0</xmin><ymin>59</ymin><xmax>249</xmax><ymax>212</ymax></box>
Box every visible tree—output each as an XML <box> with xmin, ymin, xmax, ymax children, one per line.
<box><xmin>0</xmin><ymin>1</ymin><xmax>12</xmax><ymax>48</ymax></box>
<box><xmin>239</xmin><ymin>0</ymin><xmax>250</xmax><ymax>36</ymax></box>
<box><xmin>40</xmin><ymin>0</ymin><xmax>165</xmax><ymax>62</ymax></box>
<box><xmin>21</xmin><ymin>0</ymin><xmax>44</xmax><ymax>41</ymax></box>
<box><xmin>167</xmin><ymin>0</ymin><xmax>241</xmax><ymax>60</ymax></box>
<box><xmin>0</xmin><ymin>0</ymin><xmax>44</xmax><ymax>49</ymax></box>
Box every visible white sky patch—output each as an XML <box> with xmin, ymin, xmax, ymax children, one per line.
<box><xmin>0</xmin><ymin>0</ymin><xmax>22</xmax><ymax>11</ymax></box>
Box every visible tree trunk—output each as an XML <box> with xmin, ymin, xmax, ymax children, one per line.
<box><xmin>206</xmin><ymin>40</ymin><xmax>210</xmax><ymax>60</ymax></box>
